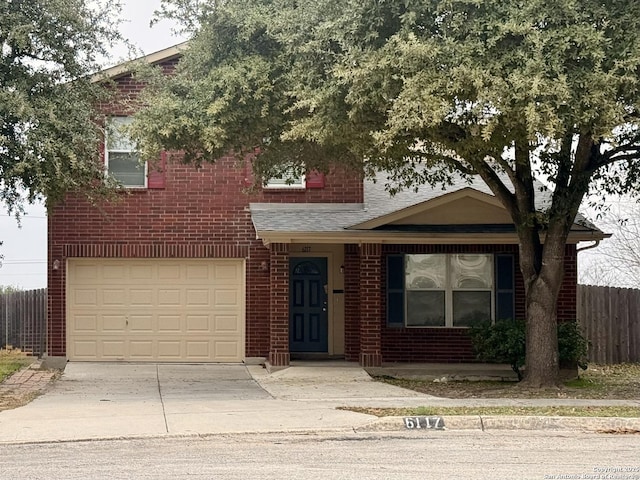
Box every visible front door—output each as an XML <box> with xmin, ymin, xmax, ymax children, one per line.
<box><xmin>289</xmin><ymin>257</ymin><xmax>328</xmax><ymax>353</ymax></box>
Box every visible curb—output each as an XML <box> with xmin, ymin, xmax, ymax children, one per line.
<box><xmin>357</xmin><ymin>415</ymin><xmax>640</xmax><ymax>433</ymax></box>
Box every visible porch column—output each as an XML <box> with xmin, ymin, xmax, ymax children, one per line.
<box><xmin>344</xmin><ymin>244</ymin><xmax>361</xmax><ymax>362</ymax></box>
<box><xmin>359</xmin><ymin>243</ymin><xmax>382</xmax><ymax>367</ymax></box>
<box><xmin>268</xmin><ymin>243</ymin><xmax>290</xmax><ymax>367</ymax></box>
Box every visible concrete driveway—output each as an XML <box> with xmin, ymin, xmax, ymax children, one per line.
<box><xmin>0</xmin><ymin>362</ymin><xmax>429</xmax><ymax>444</ymax></box>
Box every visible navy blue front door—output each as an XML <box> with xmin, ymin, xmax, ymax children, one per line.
<box><xmin>289</xmin><ymin>257</ymin><xmax>328</xmax><ymax>353</ymax></box>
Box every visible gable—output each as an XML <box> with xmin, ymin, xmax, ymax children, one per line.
<box><xmin>389</xmin><ymin>195</ymin><xmax>512</xmax><ymax>226</ymax></box>
<box><xmin>350</xmin><ymin>188</ymin><xmax>511</xmax><ymax>230</ymax></box>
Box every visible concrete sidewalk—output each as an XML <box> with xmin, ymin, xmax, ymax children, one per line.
<box><xmin>0</xmin><ymin>361</ymin><xmax>639</xmax><ymax>444</ymax></box>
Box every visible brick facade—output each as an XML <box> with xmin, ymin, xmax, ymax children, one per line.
<box><xmin>47</xmin><ymin>66</ymin><xmax>363</xmax><ymax>359</ymax></box>
<box><xmin>343</xmin><ymin>244</ymin><xmax>361</xmax><ymax>362</ymax></box>
<box><xmin>268</xmin><ymin>243</ymin><xmax>290</xmax><ymax>367</ymax></box>
<box><xmin>359</xmin><ymin>244</ymin><xmax>383</xmax><ymax>367</ymax></box>
<box><xmin>47</xmin><ymin>56</ymin><xmax>583</xmax><ymax>365</ymax></box>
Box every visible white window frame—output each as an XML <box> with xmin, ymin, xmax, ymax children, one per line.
<box><xmin>263</xmin><ymin>166</ymin><xmax>306</xmax><ymax>189</ymax></box>
<box><xmin>105</xmin><ymin>116</ymin><xmax>147</xmax><ymax>189</ymax></box>
<box><xmin>405</xmin><ymin>253</ymin><xmax>494</xmax><ymax>328</ymax></box>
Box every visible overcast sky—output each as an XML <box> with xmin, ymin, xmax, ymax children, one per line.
<box><xmin>0</xmin><ymin>1</ymin><xmax>186</xmax><ymax>289</ymax></box>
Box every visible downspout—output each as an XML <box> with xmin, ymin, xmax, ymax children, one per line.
<box><xmin>576</xmin><ymin>240</ymin><xmax>601</xmax><ymax>253</ymax></box>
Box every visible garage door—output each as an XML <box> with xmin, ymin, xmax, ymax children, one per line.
<box><xmin>66</xmin><ymin>259</ymin><xmax>245</xmax><ymax>362</ymax></box>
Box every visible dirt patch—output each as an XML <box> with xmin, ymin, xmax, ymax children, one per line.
<box><xmin>341</xmin><ymin>405</ymin><xmax>640</xmax><ymax>418</ymax></box>
<box><xmin>375</xmin><ymin>364</ymin><xmax>640</xmax><ymax>399</ymax></box>
<box><xmin>0</xmin><ymin>350</ymin><xmax>60</xmax><ymax>412</ymax></box>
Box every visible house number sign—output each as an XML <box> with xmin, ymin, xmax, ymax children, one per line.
<box><xmin>403</xmin><ymin>416</ymin><xmax>445</xmax><ymax>430</ymax></box>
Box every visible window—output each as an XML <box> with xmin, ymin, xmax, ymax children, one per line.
<box><xmin>387</xmin><ymin>253</ymin><xmax>515</xmax><ymax>328</ymax></box>
<box><xmin>106</xmin><ymin>117</ymin><xmax>146</xmax><ymax>188</ymax></box>
<box><xmin>264</xmin><ymin>171</ymin><xmax>306</xmax><ymax>189</ymax></box>
<box><xmin>262</xmin><ymin>163</ymin><xmax>306</xmax><ymax>189</ymax></box>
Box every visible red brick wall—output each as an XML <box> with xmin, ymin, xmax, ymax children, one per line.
<box><xmin>47</xmin><ymin>65</ymin><xmax>363</xmax><ymax>359</ymax></box>
<box><xmin>343</xmin><ymin>244</ymin><xmax>360</xmax><ymax>362</ymax></box>
<box><xmin>359</xmin><ymin>244</ymin><xmax>382</xmax><ymax>367</ymax></box>
<box><xmin>268</xmin><ymin>243</ymin><xmax>290</xmax><ymax>366</ymax></box>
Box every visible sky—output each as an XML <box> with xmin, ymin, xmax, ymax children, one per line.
<box><xmin>0</xmin><ymin>1</ymin><xmax>186</xmax><ymax>289</ymax></box>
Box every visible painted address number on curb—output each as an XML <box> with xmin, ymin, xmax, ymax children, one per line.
<box><xmin>404</xmin><ymin>416</ymin><xmax>445</xmax><ymax>430</ymax></box>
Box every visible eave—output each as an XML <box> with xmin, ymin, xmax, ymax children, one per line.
<box><xmin>91</xmin><ymin>41</ymin><xmax>189</xmax><ymax>83</ymax></box>
<box><xmin>255</xmin><ymin>229</ymin><xmax>610</xmax><ymax>247</ymax></box>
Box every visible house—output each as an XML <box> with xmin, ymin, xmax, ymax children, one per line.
<box><xmin>46</xmin><ymin>45</ymin><xmax>607</xmax><ymax>368</ymax></box>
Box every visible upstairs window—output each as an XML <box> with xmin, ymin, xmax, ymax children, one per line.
<box><xmin>106</xmin><ymin>117</ymin><xmax>146</xmax><ymax>188</ymax></box>
<box><xmin>264</xmin><ymin>170</ymin><xmax>306</xmax><ymax>189</ymax></box>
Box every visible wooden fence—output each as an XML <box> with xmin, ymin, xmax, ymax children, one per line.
<box><xmin>577</xmin><ymin>284</ymin><xmax>640</xmax><ymax>364</ymax></box>
<box><xmin>0</xmin><ymin>288</ymin><xmax>47</xmax><ymax>356</ymax></box>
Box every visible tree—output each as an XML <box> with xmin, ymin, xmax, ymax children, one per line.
<box><xmin>0</xmin><ymin>0</ymin><xmax>122</xmax><ymax>218</ymax></box>
<box><xmin>131</xmin><ymin>0</ymin><xmax>640</xmax><ymax>387</ymax></box>
<box><xmin>580</xmin><ymin>201</ymin><xmax>640</xmax><ymax>288</ymax></box>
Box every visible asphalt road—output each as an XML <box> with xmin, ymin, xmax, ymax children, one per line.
<box><xmin>2</xmin><ymin>431</ymin><xmax>640</xmax><ymax>479</ymax></box>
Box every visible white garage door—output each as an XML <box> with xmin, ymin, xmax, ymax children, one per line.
<box><xmin>66</xmin><ymin>259</ymin><xmax>245</xmax><ymax>362</ymax></box>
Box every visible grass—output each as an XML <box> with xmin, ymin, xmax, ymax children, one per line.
<box><xmin>373</xmin><ymin>363</ymin><xmax>640</xmax><ymax>400</ymax></box>
<box><xmin>0</xmin><ymin>348</ymin><xmax>31</xmax><ymax>383</ymax></box>
<box><xmin>348</xmin><ymin>363</ymin><xmax>640</xmax><ymax>419</ymax></box>
<box><xmin>341</xmin><ymin>406</ymin><xmax>640</xmax><ymax>418</ymax></box>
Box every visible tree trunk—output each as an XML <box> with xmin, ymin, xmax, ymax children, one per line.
<box><xmin>523</xmin><ymin>277</ymin><xmax>560</xmax><ymax>387</ymax></box>
<box><xmin>520</xmin><ymin>233</ymin><xmax>567</xmax><ymax>387</ymax></box>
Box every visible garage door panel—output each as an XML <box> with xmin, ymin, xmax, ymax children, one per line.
<box><xmin>157</xmin><ymin>315</ymin><xmax>182</xmax><ymax>332</ymax></box>
<box><xmin>67</xmin><ymin>259</ymin><xmax>245</xmax><ymax>362</ymax></box>
<box><xmin>158</xmin><ymin>265</ymin><xmax>181</xmax><ymax>280</ymax></box>
<box><xmin>186</xmin><ymin>315</ymin><xmax>211</xmax><ymax>332</ymax></box>
<box><xmin>214</xmin><ymin>341</ymin><xmax>241</xmax><ymax>361</ymax></box>
<box><xmin>214</xmin><ymin>290</ymin><xmax>240</xmax><ymax>306</ymax></box>
<box><xmin>75</xmin><ymin>264</ymin><xmax>100</xmax><ymax>281</ymax></box>
<box><xmin>214</xmin><ymin>315</ymin><xmax>240</xmax><ymax>333</ymax></box>
<box><xmin>129</xmin><ymin>315</ymin><xmax>154</xmax><ymax>332</ymax></box>
<box><xmin>186</xmin><ymin>289</ymin><xmax>210</xmax><ymax>306</ymax></box>
<box><xmin>186</xmin><ymin>264</ymin><xmax>209</xmax><ymax>280</ymax></box>
<box><xmin>157</xmin><ymin>341</ymin><xmax>182</xmax><ymax>359</ymax></box>
<box><xmin>102</xmin><ymin>340</ymin><xmax>126</xmax><ymax>358</ymax></box>
<box><xmin>73</xmin><ymin>315</ymin><xmax>98</xmax><ymax>332</ymax></box>
<box><xmin>71</xmin><ymin>340</ymin><xmax>98</xmax><ymax>358</ymax></box>
<box><xmin>129</xmin><ymin>341</ymin><xmax>154</xmax><ymax>359</ymax></box>
<box><xmin>102</xmin><ymin>315</ymin><xmax>127</xmax><ymax>332</ymax></box>
<box><xmin>130</xmin><ymin>265</ymin><xmax>154</xmax><ymax>280</ymax></box>
<box><xmin>186</xmin><ymin>341</ymin><xmax>210</xmax><ymax>358</ymax></box>
<box><xmin>103</xmin><ymin>289</ymin><xmax>127</xmax><ymax>306</ymax></box>
<box><xmin>103</xmin><ymin>265</ymin><xmax>127</xmax><ymax>280</ymax></box>
<box><xmin>158</xmin><ymin>289</ymin><xmax>181</xmax><ymax>306</ymax></box>
<box><xmin>130</xmin><ymin>289</ymin><xmax>154</xmax><ymax>306</ymax></box>
<box><xmin>73</xmin><ymin>289</ymin><xmax>98</xmax><ymax>307</ymax></box>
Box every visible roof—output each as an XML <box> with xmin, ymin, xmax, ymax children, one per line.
<box><xmin>250</xmin><ymin>172</ymin><xmax>608</xmax><ymax>245</ymax></box>
<box><xmin>91</xmin><ymin>42</ymin><xmax>189</xmax><ymax>82</ymax></box>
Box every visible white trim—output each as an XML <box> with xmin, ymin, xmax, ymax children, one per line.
<box><xmin>105</xmin><ymin>116</ymin><xmax>148</xmax><ymax>189</ymax></box>
<box><xmin>92</xmin><ymin>42</ymin><xmax>189</xmax><ymax>82</ymax></box>
<box><xmin>264</xmin><ymin>175</ymin><xmax>306</xmax><ymax>189</ymax></box>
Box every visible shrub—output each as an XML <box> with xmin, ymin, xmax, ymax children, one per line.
<box><xmin>469</xmin><ymin>320</ymin><xmax>589</xmax><ymax>381</ymax></box>
<box><xmin>469</xmin><ymin>320</ymin><xmax>526</xmax><ymax>380</ymax></box>
<box><xmin>558</xmin><ymin>321</ymin><xmax>589</xmax><ymax>371</ymax></box>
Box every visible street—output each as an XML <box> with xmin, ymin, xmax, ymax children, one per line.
<box><xmin>1</xmin><ymin>430</ymin><xmax>639</xmax><ymax>479</ymax></box>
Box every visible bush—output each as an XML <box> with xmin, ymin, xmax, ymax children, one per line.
<box><xmin>469</xmin><ymin>320</ymin><xmax>526</xmax><ymax>380</ymax></box>
<box><xmin>558</xmin><ymin>321</ymin><xmax>589</xmax><ymax>371</ymax></box>
<box><xmin>469</xmin><ymin>320</ymin><xmax>589</xmax><ymax>381</ymax></box>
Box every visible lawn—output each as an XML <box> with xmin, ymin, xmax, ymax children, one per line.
<box><xmin>374</xmin><ymin>363</ymin><xmax>640</xmax><ymax>400</ymax></box>
<box><xmin>342</xmin><ymin>405</ymin><xmax>640</xmax><ymax>418</ymax></box>
<box><xmin>0</xmin><ymin>349</ymin><xmax>31</xmax><ymax>383</ymax></box>
<box><xmin>341</xmin><ymin>364</ymin><xmax>640</xmax><ymax>418</ymax></box>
